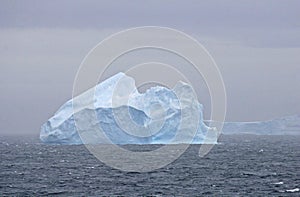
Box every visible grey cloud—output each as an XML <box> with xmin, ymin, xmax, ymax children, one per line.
<box><xmin>0</xmin><ymin>0</ymin><xmax>299</xmax><ymax>29</ymax></box>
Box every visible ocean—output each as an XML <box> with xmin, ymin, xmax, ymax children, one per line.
<box><xmin>1</xmin><ymin>135</ymin><xmax>299</xmax><ymax>196</ymax></box>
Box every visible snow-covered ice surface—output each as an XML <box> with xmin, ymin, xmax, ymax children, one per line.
<box><xmin>40</xmin><ymin>73</ymin><xmax>213</xmax><ymax>144</ymax></box>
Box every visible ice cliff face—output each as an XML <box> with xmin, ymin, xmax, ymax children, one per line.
<box><xmin>40</xmin><ymin>73</ymin><xmax>212</xmax><ymax>144</ymax></box>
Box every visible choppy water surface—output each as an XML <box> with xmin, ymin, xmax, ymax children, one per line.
<box><xmin>1</xmin><ymin>135</ymin><xmax>299</xmax><ymax>196</ymax></box>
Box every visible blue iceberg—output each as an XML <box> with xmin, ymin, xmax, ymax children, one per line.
<box><xmin>40</xmin><ymin>73</ymin><xmax>214</xmax><ymax>144</ymax></box>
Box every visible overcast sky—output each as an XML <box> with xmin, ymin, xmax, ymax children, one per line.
<box><xmin>1</xmin><ymin>0</ymin><xmax>300</xmax><ymax>135</ymax></box>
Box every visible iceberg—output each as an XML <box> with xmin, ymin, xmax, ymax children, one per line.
<box><xmin>220</xmin><ymin>114</ymin><xmax>300</xmax><ymax>135</ymax></box>
<box><xmin>40</xmin><ymin>72</ymin><xmax>214</xmax><ymax>145</ymax></box>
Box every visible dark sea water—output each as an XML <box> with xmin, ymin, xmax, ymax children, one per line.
<box><xmin>1</xmin><ymin>135</ymin><xmax>299</xmax><ymax>196</ymax></box>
